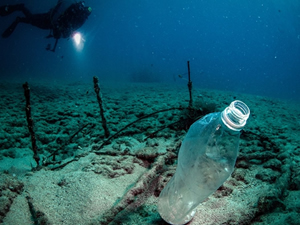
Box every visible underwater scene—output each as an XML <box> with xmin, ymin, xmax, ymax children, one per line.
<box><xmin>0</xmin><ymin>0</ymin><xmax>299</xmax><ymax>224</ymax></box>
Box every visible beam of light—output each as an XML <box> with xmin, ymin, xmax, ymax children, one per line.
<box><xmin>72</xmin><ymin>32</ymin><xmax>85</xmax><ymax>51</ymax></box>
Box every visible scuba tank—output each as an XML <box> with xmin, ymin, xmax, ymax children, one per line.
<box><xmin>50</xmin><ymin>0</ymin><xmax>91</xmax><ymax>39</ymax></box>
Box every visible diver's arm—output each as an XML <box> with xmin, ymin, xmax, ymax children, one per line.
<box><xmin>51</xmin><ymin>38</ymin><xmax>58</xmax><ymax>52</ymax></box>
<box><xmin>45</xmin><ymin>38</ymin><xmax>58</xmax><ymax>52</ymax></box>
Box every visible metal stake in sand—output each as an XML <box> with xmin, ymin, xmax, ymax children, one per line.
<box><xmin>23</xmin><ymin>82</ymin><xmax>40</xmax><ymax>166</ymax></box>
<box><xmin>187</xmin><ymin>61</ymin><xmax>193</xmax><ymax>108</ymax></box>
<box><xmin>93</xmin><ymin>76</ymin><xmax>110</xmax><ymax>138</ymax></box>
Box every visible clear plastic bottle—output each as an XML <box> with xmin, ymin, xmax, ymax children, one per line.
<box><xmin>158</xmin><ymin>100</ymin><xmax>250</xmax><ymax>225</ymax></box>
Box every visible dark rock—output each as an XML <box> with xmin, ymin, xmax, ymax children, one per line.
<box><xmin>255</xmin><ymin>168</ymin><xmax>280</xmax><ymax>183</ymax></box>
<box><xmin>290</xmin><ymin>169</ymin><xmax>300</xmax><ymax>191</ymax></box>
<box><xmin>263</xmin><ymin>159</ymin><xmax>282</xmax><ymax>171</ymax></box>
<box><xmin>232</xmin><ymin>168</ymin><xmax>247</xmax><ymax>182</ymax></box>
<box><xmin>236</xmin><ymin>159</ymin><xmax>250</xmax><ymax>169</ymax></box>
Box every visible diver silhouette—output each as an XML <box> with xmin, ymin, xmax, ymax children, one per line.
<box><xmin>0</xmin><ymin>0</ymin><xmax>92</xmax><ymax>52</ymax></box>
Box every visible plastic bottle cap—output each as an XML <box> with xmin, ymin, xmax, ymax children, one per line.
<box><xmin>221</xmin><ymin>100</ymin><xmax>250</xmax><ymax>131</ymax></box>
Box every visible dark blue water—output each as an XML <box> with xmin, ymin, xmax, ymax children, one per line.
<box><xmin>0</xmin><ymin>0</ymin><xmax>299</xmax><ymax>101</ymax></box>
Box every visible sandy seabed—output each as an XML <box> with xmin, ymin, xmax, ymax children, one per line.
<box><xmin>0</xmin><ymin>81</ymin><xmax>299</xmax><ymax>225</ymax></box>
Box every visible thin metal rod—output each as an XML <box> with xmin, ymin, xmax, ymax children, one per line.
<box><xmin>187</xmin><ymin>61</ymin><xmax>193</xmax><ymax>108</ymax></box>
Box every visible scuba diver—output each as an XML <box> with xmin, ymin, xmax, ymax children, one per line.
<box><xmin>0</xmin><ymin>0</ymin><xmax>92</xmax><ymax>52</ymax></box>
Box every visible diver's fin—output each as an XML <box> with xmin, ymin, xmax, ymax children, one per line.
<box><xmin>0</xmin><ymin>4</ymin><xmax>25</xmax><ymax>16</ymax></box>
<box><xmin>2</xmin><ymin>17</ymin><xmax>20</xmax><ymax>38</ymax></box>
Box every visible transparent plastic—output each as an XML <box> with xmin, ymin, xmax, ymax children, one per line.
<box><xmin>158</xmin><ymin>100</ymin><xmax>250</xmax><ymax>225</ymax></box>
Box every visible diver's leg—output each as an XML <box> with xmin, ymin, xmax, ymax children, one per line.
<box><xmin>0</xmin><ymin>4</ymin><xmax>31</xmax><ymax>17</ymax></box>
<box><xmin>1</xmin><ymin>16</ymin><xmax>31</xmax><ymax>38</ymax></box>
<box><xmin>2</xmin><ymin>17</ymin><xmax>20</xmax><ymax>38</ymax></box>
<box><xmin>0</xmin><ymin>3</ymin><xmax>34</xmax><ymax>38</ymax></box>
<box><xmin>1</xmin><ymin>4</ymin><xmax>51</xmax><ymax>37</ymax></box>
<box><xmin>2</xmin><ymin>17</ymin><xmax>19</xmax><ymax>38</ymax></box>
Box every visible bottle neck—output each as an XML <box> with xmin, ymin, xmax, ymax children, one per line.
<box><xmin>221</xmin><ymin>100</ymin><xmax>250</xmax><ymax>131</ymax></box>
